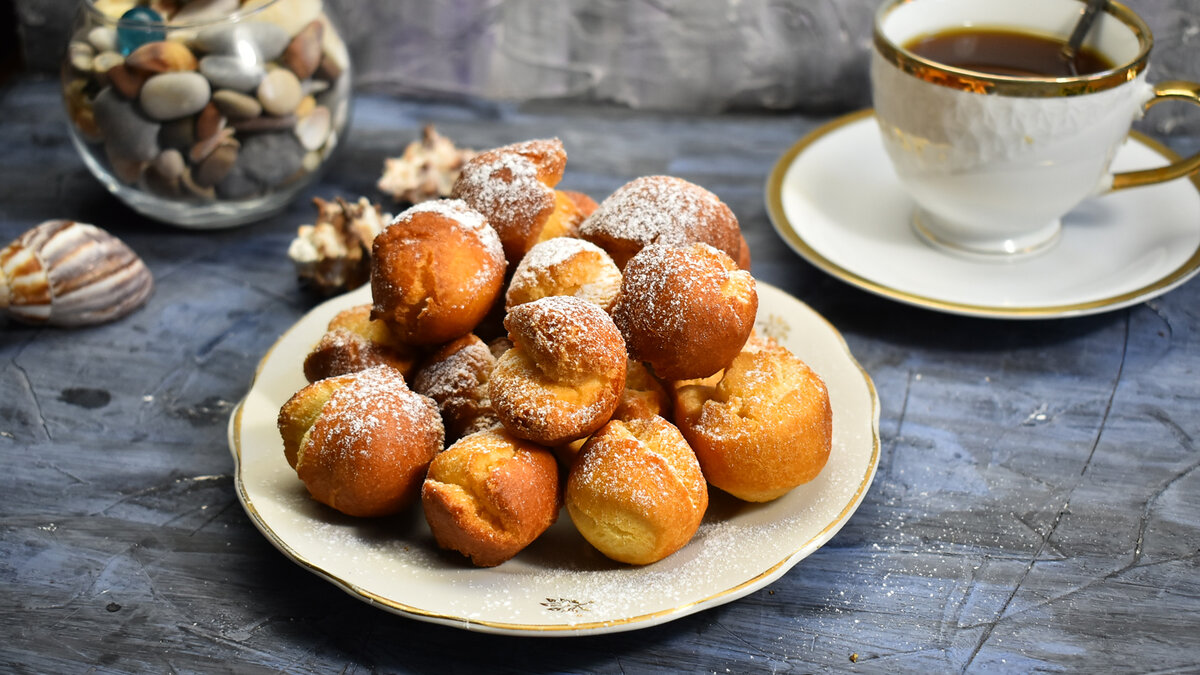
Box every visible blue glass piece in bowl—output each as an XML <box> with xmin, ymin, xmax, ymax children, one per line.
<box><xmin>116</xmin><ymin>7</ymin><xmax>166</xmax><ymax>55</ymax></box>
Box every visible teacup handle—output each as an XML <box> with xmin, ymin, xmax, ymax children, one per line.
<box><xmin>1111</xmin><ymin>80</ymin><xmax>1200</xmax><ymax>191</ymax></box>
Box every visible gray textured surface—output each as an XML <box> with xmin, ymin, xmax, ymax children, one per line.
<box><xmin>15</xmin><ymin>0</ymin><xmax>1200</xmax><ymax>128</ymax></box>
<box><xmin>2</xmin><ymin>75</ymin><xmax>1200</xmax><ymax>672</ymax></box>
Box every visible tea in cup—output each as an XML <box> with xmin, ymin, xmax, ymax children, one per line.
<box><xmin>871</xmin><ymin>0</ymin><xmax>1200</xmax><ymax>257</ymax></box>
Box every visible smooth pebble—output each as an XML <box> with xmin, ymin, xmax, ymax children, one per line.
<box><xmin>157</xmin><ymin>117</ymin><xmax>196</xmax><ymax>153</ymax></box>
<box><xmin>125</xmin><ymin>40</ymin><xmax>197</xmax><ymax>73</ymax></box>
<box><xmin>257</xmin><ymin>68</ymin><xmax>302</xmax><ymax>116</ymax></box>
<box><xmin>215</xmin><ymin>164</ymin><xmax>261</xmax><ymax>200</ymax></box>
<box><xmin>193</xmin><ymin>141</ymin><xmax>240</xmax><ymax>187</ymax></box>
<box><xmin>193</xmin><ymin>21</ymin><xmax>289</xmax><ymax>61</ymax></box>
<box><xmin>107</xmin><ymin>64</ymin><xmax>150</xmax><ymax>98</ymax></box>
<box><xmin>87</xmin><ymin>26</ymin><xmax>118</xmax><ymax>53</ymax></box>
<box><xmin>213</xmin><ymin>89</ymin><xmax>263</xmax><ymax>120</ymax></box>
<box><xmin>199</xmin><ymin>54</ymin><xmax>264</xmax><ymax>92</ymax></box>
<box><xmin>239</xmin><ymin>132</ymin><xmax>305</xmax><ymax>186</ymax></box>
<box><xmin>92</xmin><ymin>87</ymin><xmax>161</xmax><ymax>162</ymax></box>
<box><xmin>142</xmin><ymin>148</ymin><xmax>185</xmax><ymax>197</ymax></box>
<box><xmin>282</xmin><ymin>20</ymin><xmax>323</xmax><ymax>80</ymax></box>
<box><xmin>139</xmin><ymin>71</ymin><xmax>211</xmax><ymax>120</ymax></box>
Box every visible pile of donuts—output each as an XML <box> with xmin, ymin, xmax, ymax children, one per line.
<box><xmin>277</xmin><ymin>138</ymin><xmax>833</xmax><ymax>568</ymax></box>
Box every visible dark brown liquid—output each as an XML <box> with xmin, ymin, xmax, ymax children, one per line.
<box><xmin>904</xmin><ymin>28</ymin><xmax>1114</xmax><ymax>77</ymax></box>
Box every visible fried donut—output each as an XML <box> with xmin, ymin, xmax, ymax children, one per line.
<box><xmin>612</xmin><ymin>242</ymin><xmax>757</xmax><ymax>381</ymax></box>
<box><xmin>578</xmin><ymin>175</ymin><xmax>743</xmax><ymax>269</ymax></box>
<box><xmin>277</xmin><ymin>365</ymin><xmax>445</xmax><ymax>517</ymax></box>
<box><xmin>489</xmin><ymin>296</ymin><xmax>626</xmax><ymax>445</ymax></box>
<box><xmin>566</xmin><ymin>415</ymin><xmax>708</xmax><ymax>565</ymax></box>
<box><xmin>422</xmin><ymin>427</ymin><xmax>561</xmax><ymax>567</ymax></box>
<box><xmin>303</xmin><ymin>304</ymin><xmax>421</xmax><ymax>382</ymax></box>
<box><xmin>505</xmin><ymin>237</ymin><xmax>622</xmax><ymax>313</ymax></box>
<box><xmin>614</xmin><ymin>358</ymin><xmax>671</xmax><ymax>421</ymax></box>
<box><xmin>411</xmin><ymin>333</ymin><xmax>502</xmax><ymax>442</ymax></box>
<box><xmin>451</xmin><ymin>138</ymin><xmax>583</xmax><ymax>263</ymax></box>
<box><xmin>555</xmin><ymin>359</ymin><xmax>672</xmax><ymax>468</ymax></box>
<box><xmin>672</xmin><ymin>334</ymin><xmax>832</xmax><ymax>502</ymax></box>
<box><xmin>561</xmin><ymin>190</ymin><xmax>599</xmax><ymax>220</ymax></box>
<box><xmin>370</xmin><ymin>199</ymin><xmax>505</xmax><ymax>346</ymax></box>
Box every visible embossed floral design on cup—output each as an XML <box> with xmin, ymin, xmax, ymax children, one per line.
<box><xmin>61</xmin><ymin>0</ymin><xmax>352</xmax><ymax>228</ymax></box>
<box><xmin>871</xmin><ymin>0</ymin><xmax>1200</xmax><ymax>258</ymax></box>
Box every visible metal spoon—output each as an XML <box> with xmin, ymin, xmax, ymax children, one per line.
<box><xmin>1061</xmin><ymin>0</ymin><xmax>1108</xmax><ymax>75</ymax></box>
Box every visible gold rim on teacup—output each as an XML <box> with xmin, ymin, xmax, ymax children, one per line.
<box><xmin>872</xmin><ymin>0</ymin><xmax>1152</xmax><ymax>97</ymax></box>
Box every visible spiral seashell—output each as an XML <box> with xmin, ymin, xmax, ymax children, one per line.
<box><xmin>0</xmin><ymin>220</ymin><xmax>154</xmax><ymax>327</ymax></box>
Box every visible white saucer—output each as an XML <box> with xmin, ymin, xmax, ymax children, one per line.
<box><xmin>765</xmin><ymin>109</ymin><xmax>1200</xmax><ymax>319</ymax></box>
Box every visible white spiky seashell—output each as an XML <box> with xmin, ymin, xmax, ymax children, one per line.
<box><xmin>0</xmin><ymin>220</ymin><xmax>154</xmax><ymax>327</ymax></box>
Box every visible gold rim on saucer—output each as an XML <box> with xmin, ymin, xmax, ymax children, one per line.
<box><xmin>764</xmin><ymin>109</ymin><xmax>1200</xmax><ymax>319</ymax></box>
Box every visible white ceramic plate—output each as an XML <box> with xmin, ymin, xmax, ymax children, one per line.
<box><xmin>228</xmin><ymin>282</ymin><xmax>880</xmax><ymax>636</ymax></box>
<box><xmin>766</xmin><ymin>110</ymin><xmax>1200</xmax><ymax>319</ymax></box>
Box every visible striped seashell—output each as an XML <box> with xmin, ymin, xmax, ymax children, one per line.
<box><xmin>0</xmin><ymin>220</ymin><xmax>154</xmax><ymax>327</ymax></box>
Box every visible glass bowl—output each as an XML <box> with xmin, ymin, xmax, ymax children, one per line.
<box><xmin>60</xmin><ymin>0</ymin><xmax>352</xmax><ymax>228</ymax></box>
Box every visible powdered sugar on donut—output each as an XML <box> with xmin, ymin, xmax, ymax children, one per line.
<box><xmin>452</xmin><ymin>148</ymin><xmax>557</xmax><ymax>259</ymax></box>
<box><xmin>579</xmin><ymin>176</ymin><xmax>738</xmax><ymax>251</ymax></box>
<box><xmin>505</xmin><ymin>296</ymin><xmax>625</xmax><ymax>383</ymax></box>
<box><xmin>314</xmin><ymin>366</ymin><xmax>443</xmax><ymax>461</ymax></box>
<box><xmin>395</xmin><ymin>198</ymin><xmax>504</xmax><ymax>268</ymax></box>
<box><xmin>517</xmin><ymin>236</ymin><xmax>606</xmax><ymax>271</ymax></box>
<box><xmin>507</xmin><ymin>238</ymin><xmax>622</xmax><ymax>311</ymax></box>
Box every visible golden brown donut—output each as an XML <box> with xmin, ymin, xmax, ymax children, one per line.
<box><xmin>451</xmin><ymin>138</ymin><xmax>578</xmax><ymax>263</ymax></box>
<box><xmin>303</xmin><ymin>304</ymin><xmax>421</xmax><ymax>382</ymax></box>
<box><xmin>411</xmin><ymin>333</ymin><xmax>502</xmax><ymax>442</ymax></box>
<box><xmin>672</xmin><ymin>334</ymin><xmax>832</xmax><ymax>502</ymax></box>
<box><xmin>566</xmin><ymin>415</ymin><xmax>708</xmax><ymax>565</ymax></box>
<box><xmin>554</xmin><ymin>359</ymin><xmax>671</xmax><ymax>469</ymax></box>
<box><xmin>578</xmin><ymin>175</ymin><xmax>743</xmax><ymax>269</ymax></box>
<box><xmin>276</xmin><ymin>365</ymin><xmax>445</xmax><ymax>517</ymax></box>
<box><xmin>611</xmin><ymin>242</ymin><xmax>757</xmax><ymax>381</ymax></box>
<box><xmin>561</xmin><ymin>190</ymin><xmax>599</xmax><ymax>220</ymax></box>
<box><xmin>370</xmin><ymin>199</ymin><xmax>506</xmax><ymax>346</ymax></box>
<box><xmin>505</xmin><ymin>237</ymin><xmax>622</xmax><ymax>313</ymax></box>
<box><xmin>533</xmin><ymin>189</ymin><xmax>588</xmax><ymax>244</ymax></box>
<box><xmin>614</xmin><ymin>358</ymin><xmax>672</xmax><ymax>421</ymax></box>
<box><xmin>489</xmin><ymin>296</ymin><xmax>627</xmax><ymax>445</ymax></box>
<box><xmin>422</xmin><ymin>427</ymin><xmax>561</xmax><ymax>567</ymax></box>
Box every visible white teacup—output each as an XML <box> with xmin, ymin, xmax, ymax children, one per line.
<box><xmin>871</xmin><ymin>0</ymin><xmax>1200</xmax><ymax>258</ymax></box>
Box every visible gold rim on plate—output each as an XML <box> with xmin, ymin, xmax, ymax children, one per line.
<box><xmin>227</xmin><ymin>282</ymin><xmax>881</xmax><ymax>636</ymax></box>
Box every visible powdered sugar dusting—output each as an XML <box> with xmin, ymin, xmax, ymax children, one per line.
<box><xmin>571</xmin><ymin>423</ymin><xmax>690</xmax><ymax>516</ymax></box>
<box><xmin>453</xmin><ymin>149</ymin><xmax>555</xmax><ymax>256</ymax></box>
<box><xmin>412</xmin><ymin>336</ymin><xmax>499</xmax><ymax>440</ymax></box>
<box><xmin>506</xmin><ymin>237</ymin><xmax>622</xmax><ymax>312</ymax></box>
<box><xmin>312</xmin><ymin>365</ymin><xmax>443</xmax><ymax>462</ymax></box>
<box><xmin>616</xmin><ymin>243</ymin><xmax>748</xmax><ymax>340</ymax></box>
<box><xmin>395</xmin><ymin>198</ymin><xmax>503</xmax><ymax>267</ymax></box>
<box><xmin>489</xmin><ymin>297</ymin><xmax>626</xmax><ymax>443</ymax></box>
<box><xmin>579</xmin><ymin>176</ymin><xmax>738</xmax><ymax>253</ymax></box>
<box><xmin>506</xmin><ymin>296</ymin><xmax>625</xmax><ymax>382</ymax></box>
<box><xmin>518</xmin><ymin>236</ymin><xmax>606</xmax><ymax>271</ymax></box>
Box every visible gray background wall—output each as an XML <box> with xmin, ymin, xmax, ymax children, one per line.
<box><xmin>15</xmin><ymin>0</ymin><xmax>1200</xmax><ymax>134</ymax></box>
